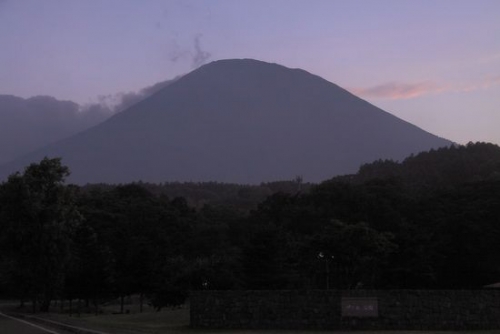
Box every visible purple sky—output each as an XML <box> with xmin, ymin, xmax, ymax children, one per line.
<box><xmin>1</xmin><ymin>0</ymin><xmax>499</xmax><ymax>145</ymax></box>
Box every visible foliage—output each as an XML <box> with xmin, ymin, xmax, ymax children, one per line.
<box><xmin>0</xmin><ymin>157</ymin><xmax>81</xmax><ymax>311</ymax></box>
<box><xmin>1</xmin><ymin>143</ymin><xmax>500</xmax><ymax>313</ymax></box>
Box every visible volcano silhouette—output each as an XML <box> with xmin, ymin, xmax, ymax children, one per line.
<box><xmin>0</xmin><ymin>59</ymin><xmax>451</xmax><ymax>184</ymax></box>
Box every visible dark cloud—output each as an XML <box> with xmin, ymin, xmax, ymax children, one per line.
<box><xmin>109</xmin><ymin>77</ymin><xmax>180</xmax><ymax>112</ymax></box>
<box><xmin>141</xmin><ymin>78</ymin><xmax>179</xmax><ymax>95</ymax></box>
<box><xmin>168</xmin><ymin>48</ymin><xmax>190</xmax><ymax>63</ymax></box>
<box><xmin>81</xmin><ymin>77</ymin><xmax>179</xmax><ymax>116</ymax></box>
<box><xmin>167</xmin><ymin>34</ymin><xmax>211</xmax><ymax>69</ymax></box>
<box><xmin>191</xmin><ymin>34</ymin><xmax>211</xmax><ymax>68</ymax></box>
<box><xmin>79</xmin><ymin>101</ymin><xmax>114</xmax><ymax>120</ymax></box>
<box><xmin>0</xmin><ymin>95</ymin><xmax>110</xmax><ymax>164</ymax></box>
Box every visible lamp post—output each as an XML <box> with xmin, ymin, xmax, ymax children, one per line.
<box><xmin>318</xmin><ymin>252</ymin><xmax>334</xmax><ymax>290</ymax></box>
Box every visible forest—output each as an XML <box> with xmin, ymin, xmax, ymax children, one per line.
<box><xmin>0</xmin><ymin>142</ymin><xmax>499</xmax><ymax>313</ymax></box>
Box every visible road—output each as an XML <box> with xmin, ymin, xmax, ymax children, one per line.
<box><xmin>0</xmin><ymin>312</ymin><xmax>63</xmax><ymax>334</ymax></box>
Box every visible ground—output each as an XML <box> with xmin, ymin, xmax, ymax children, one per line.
<box><xmin>3</xmin><ymin>299</ymin><xmax>500</xmax><ymax>334</ymax></box>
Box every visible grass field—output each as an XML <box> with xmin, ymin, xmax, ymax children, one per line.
<box><xmin>40</xmin><ymin>308</ymin><xmax>500</xmax><ymax>334</ymax></box>
<box><xmin>3</xmin><ymin>300</ymin><xmax>500</xmax><ymax>334</ymax></box>
<box><xmin>41</xmin><ymin>306</ymin><xmax>190</xmax><ymax>334</ymax></box>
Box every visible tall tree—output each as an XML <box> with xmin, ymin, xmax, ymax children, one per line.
<box><xmin>0</xmin><ymin>157</ymin><xmax>80</xmax><ymax>311</ymax></box>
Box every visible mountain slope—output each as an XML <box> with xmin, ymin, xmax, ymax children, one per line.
<box><xmin>0</xmin><ymin>59</ymin><xmax>452</xmax><ymax>184</ymax></box>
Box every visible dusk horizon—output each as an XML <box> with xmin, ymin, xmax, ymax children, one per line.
<box><xmin>0</xmin><ymin>0</ymin><xmax>499</xmax><ymax>146</ymax></box>
<box><xmin>2</xmin><ymin>1</ymin><xmax>500</xmax><ymax>330</ymax></box>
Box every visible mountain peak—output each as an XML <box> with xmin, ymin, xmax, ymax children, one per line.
<box><xmin>0</xmin><ymin>60</ymin><xmax>452</xmax><ymax>184</ymax></box>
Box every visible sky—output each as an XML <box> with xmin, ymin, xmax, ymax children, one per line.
<box><xmin>0</xmin><ymin>0</ymin><xmax>499</xmax><ymax>145</ymax></box>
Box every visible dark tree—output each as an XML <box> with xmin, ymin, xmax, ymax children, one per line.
<box><xmin>0</xmin><ymin>157</ymin><xmax>80</xmax><ymax>311</ymax></box>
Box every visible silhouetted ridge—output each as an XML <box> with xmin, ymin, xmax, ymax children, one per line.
<box><xmin>0</xmin><ymin>59</ymin><xmax>452</xmax><ymax>184</ymax></box>
<box><xmin>331</xmin><ymin>142</ymin><xmax>500</xmax><ymax>188</ymax></box>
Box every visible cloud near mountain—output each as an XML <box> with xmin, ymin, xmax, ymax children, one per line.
<box><xmin>0</xmin><ymin>95</ymin><xmax>111</xmax><ymax>164</ymax></box>
<box><xmin>0</xmin><ymin>77</ymin><xmax>179</xmax><ymax>164</ymax></box>
<box><xmin>350</xmin><ymin>81</ymin><xmax>443</xmax><ymax>100</ymax></box>
<box><xmin>97</xmin><ymin>77</ymin><xmax>180</xmax><ymax>113</ymax></box>
<box><xmin>351</xmin><ymin>75</ymin><xmax>500</xmax><ymax>100</ymax></box>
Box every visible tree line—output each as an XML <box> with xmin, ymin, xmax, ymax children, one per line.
<box><xmin>1</xmin><ymin>142</ymin><xmax>499</xmax><ymax>312</ymax></box>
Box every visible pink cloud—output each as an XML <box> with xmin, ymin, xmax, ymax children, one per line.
<box><xmin>350</xmin><ymin>76</ymin><xmax>500</xmax><ymax>100</ymax></box>
<box><xmin>469</xmin><ymin>75</ymin><xmax>500</xmax><ymax>90</ymax></box>
<box><xmin>349</xmin><ymin>81</ymin><xmax>443</xmax><ymax>100</ymax></box>
<box><xmin>446</xmin><ymin>76</ymin><xmax>500</xmax><ymax>93</ymax></box>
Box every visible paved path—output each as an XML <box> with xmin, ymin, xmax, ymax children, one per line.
<box><xmin>0</xmin><ymin>312</ymin><xmax>63</xmax><ymax>334</ymax></box>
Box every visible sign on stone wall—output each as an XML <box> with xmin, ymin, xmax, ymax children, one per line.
<box><xmin>341</xmin><ymin>297</ymin><xmax>378</xmax><ymax>317</ymax></box>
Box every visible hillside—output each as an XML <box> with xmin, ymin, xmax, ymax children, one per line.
<box><xmin>332</xmin><ymin>142</ymin><xmax>500</xmax><ymax>188</ymax></box>
<box><xmin>0</xmin><ymin>59</ymin><xmax>452</xmax><ymax>184</ymax></box>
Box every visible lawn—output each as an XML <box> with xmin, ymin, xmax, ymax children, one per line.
<box><xmin>41</xmin><ymin>306</ymin><xmax>190</xmax><ymax>334</ymax></box>
<box><xmin>40</xmin><ymin>308</ymin><xmax>500</xmax><ymax>334</ymax></box>
<box><xmin>4</xmin><ymin>300</ymin><xmax>500</xmax><ymax>334</ymax></box>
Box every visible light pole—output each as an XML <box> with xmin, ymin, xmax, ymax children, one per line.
<box><xmin>318</xmin><ymin>252</ymin><xmax>334</xmax><ymax>290</ymax></box>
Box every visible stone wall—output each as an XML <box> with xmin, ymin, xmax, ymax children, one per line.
<box><xmin>190</xmin><ymin>290</ymin><xmax>500</xmax><ymax>330</ymax></box>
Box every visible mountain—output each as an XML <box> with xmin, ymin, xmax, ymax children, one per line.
<box><xmin>0</xmin><ymin>59</ymin><xmax>452</xmax><ymax>184</ymax></box>
<box><xmin>0</xmin><ymin>78</ymin><xmax>179</xmax><ymax>165</ymax></box>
